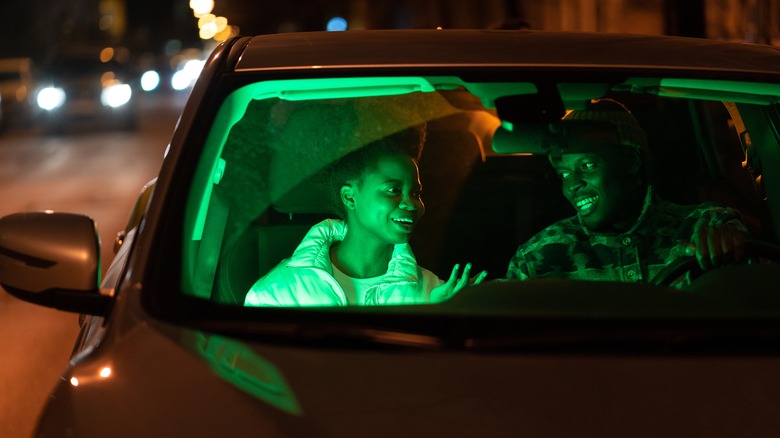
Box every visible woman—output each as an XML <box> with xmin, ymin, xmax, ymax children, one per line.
<box><xmin>245</xmin><ymin>123</ymin><xmax>486</xmax><ymax>307</ymax></box>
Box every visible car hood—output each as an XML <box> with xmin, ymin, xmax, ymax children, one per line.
<box><xmin>35</xmin><ymin>304</ymin><xmax>780</xmax><ymax>438</ymax></box>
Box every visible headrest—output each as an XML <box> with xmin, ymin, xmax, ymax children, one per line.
<box><xmin>272</xmin><ymin>171</ymin><xmax>334</xmax><ymax>214</ymax></box>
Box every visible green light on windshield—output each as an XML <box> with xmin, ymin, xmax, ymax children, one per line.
<box><xmin>660</xmin><ymin>78</ymin><xmax>780</xmax><ymax>96</ymax></box>
<box><xmin>183</xmin><ymin>76</ymin><xmax>446</xmax><ymax>294</ymax></box>
<box><xmin>213</xmin><ymin>158</ymin><xmax>226</xmax><ymax>185</ymax></box>
<box><xmin>658</xmin><ymin>78</ymin><xmax>780</xmax><ymax>104</ymax></box>
<box><xmin>188</xmin><ymin>77</ymin><xmax>439</xmax><ymax>243</ymax></box>
<box><xmin>252</xmin><ymin>77</ymin><xmax>436</xmax><ymax>101</ymax></box>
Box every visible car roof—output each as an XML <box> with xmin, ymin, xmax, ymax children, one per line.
<box><xmin>234</xmin><ymin>29</ymin><xmax>780</xmax><ymax>77</ymax></box>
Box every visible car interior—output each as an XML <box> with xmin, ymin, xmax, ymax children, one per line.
<box><xmin>179</xmin><ymin>76</ymin><xmax>780</xmax><ymax>306</ymax></box>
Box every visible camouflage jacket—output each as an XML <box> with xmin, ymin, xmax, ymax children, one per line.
<box><xmin>506</xmin><ymin>188</ymin><xmax>747</xmax><ymax>283</ymax></box>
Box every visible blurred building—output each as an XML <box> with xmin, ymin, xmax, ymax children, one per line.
<box><xmin>335</xmin><ymin>0</ymin><xmax>775</xmax><ymax>43</ymax></box>
<box><xmin>211</xmin><ymin>0</ymin><xmax>778</xmax><ymax>44</ymax></box>
<box><xmin>1</xmin><ymin>0</ymin><xmax>779</xmax><ymax>62</ymax></box>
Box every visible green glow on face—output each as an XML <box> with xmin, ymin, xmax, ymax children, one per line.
<box><xmin>347</xmin><ymin>154</ymin><xmax>424</xmax><ymax>246</ymax></box>
<box><xmin>186</xmin><ymin>77</ymin><xmax>443</xmax><ymax>244</ymax></box>
<box><xmin>186</xmin><ymin>77</ymin><xmax>446</xmax><ymax>243</ymax></box>
<box><xmin>188</xmin><ymin>332</ymin><xmax>302</xmax><ymax>415</ymax></box>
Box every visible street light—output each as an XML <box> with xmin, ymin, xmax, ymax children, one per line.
<box><xmin>190</xmin><ymin>0</ymin><xmax>214</xmax><ymax>17</ymax></box>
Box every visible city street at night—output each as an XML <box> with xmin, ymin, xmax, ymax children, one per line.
<box><xmin>0</xmin><ymin>91</ymin><xmax>184</xmax><ymax>438</ymax></box>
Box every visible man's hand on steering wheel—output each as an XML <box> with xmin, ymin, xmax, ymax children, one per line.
<box><xmin>684</xmin><ymin>221</ymin><xmax>747</xmax><ymax>270</ymax></box>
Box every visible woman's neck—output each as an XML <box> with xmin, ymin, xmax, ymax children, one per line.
<box><xmin>330</xmin><ymin>234</ymin><xmax>394</xmax><ymax>279</ymax></box>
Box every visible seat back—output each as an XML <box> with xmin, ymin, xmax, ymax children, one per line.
<box><xmin>411</xmin><ymin>128</ymin><xmax>484</xmax><ymax>274</ymax></box>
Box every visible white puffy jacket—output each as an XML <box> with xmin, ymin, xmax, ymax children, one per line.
<box><xmin>244</xmin><ymin>219</ymin><xmax>443</xmax><ymax>306</ymax></box>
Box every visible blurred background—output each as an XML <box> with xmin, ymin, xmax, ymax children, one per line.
<box><xmin>1</xmin><ymin>1</ymin><xmax>779</xmax><ymax>437</ymax></box>
<box><xmin>0</xmin><ymin>0</ymin><xmax>777</xmax><ymax>132</ymax></box>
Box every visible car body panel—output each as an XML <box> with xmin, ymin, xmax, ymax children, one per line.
<box><xmin>37</xmin><ymin>288</ymin><xmax>780</xmax><ymax>437</ymax></box>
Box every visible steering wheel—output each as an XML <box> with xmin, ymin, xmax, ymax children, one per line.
<box><xmin>649</xmin><ymin>239</ymin><xmax>780</xmax><ymax>287</ymax></box>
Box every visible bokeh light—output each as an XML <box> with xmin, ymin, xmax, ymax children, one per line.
<box><xmin>36</xmin><ymin>87</ymin><xmax>66</xmax><ymax>111</ymax></box>
<box><xmin>190</xmin><ymin>0</ymin><xmax>214</xmax><ymax>17</ymax></box>
<box><xmin>326</xmin><ymin>16</ymin><xmax>348</xmax><ymax>31</ymax></box>
<box><xmin>100</xmin><ymin>47</ymin><xmax>115</xmax><ymax>63</ymax></box>
<box><xmin>141</xmin><ymin>70</ymin><xmax>160</xmax><ymax>91</ymax></box>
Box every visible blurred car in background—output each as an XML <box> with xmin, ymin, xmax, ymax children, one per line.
<box><xmin>3</xmin><ymin>30</ymin><xmax>780</xmax><ymax>436</ymax></box>
<box><xmin>36</xmin><ymin>53</ymin><xmax>138</xmax><ymax>134</ymax></box>
<box><xmin>0</xmin><ymin>57</ymin><xmax>38</xmax><ymax>128</ymax></box>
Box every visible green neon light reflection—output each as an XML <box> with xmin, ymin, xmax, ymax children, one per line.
<box><xmin>182</xmin><ymin>75</ymin><xmax>532</xmax><ymax>294</ymax></box>
<box><xmin>266</xmin><ymin>77</ymin><xmax>436</xmax><ymax>100</ymax></box>
<box><xmin>186</xmin><ymin>76</ymin><xmax>533</xmax><ymax>241</ymax></box>
<box><xmin>660</xmin><ymin>78</ymin><xmax>780</xmax><ymax>97</ymax></box>
<box><xmin>626</xmin><ymin>78</ymin><xmax>780</xmax><ymax>104</ymax></box>
<box><xmin>189</xmin><ymin>332</ymin><xmax>302</xmax><ymax>415</ymax></box>
<box><xmin>185</xmin><ymin>77</ymin><xmax>443</xmax><ymax>246</ymax></box>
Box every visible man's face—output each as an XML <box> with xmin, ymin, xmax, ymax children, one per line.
<box><xmin>345</xmin><ymin>154</ymin><xmax>425</xmax><ymax>245</ymax></box>
<box><xmin>551</xmin><ymin>148</ymin><xmax>640</xmax><ymax>232</ymax></box>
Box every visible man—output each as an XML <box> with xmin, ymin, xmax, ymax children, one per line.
<box><xmin>506</xmin><ymin>99</ymin><xmax>747</xmax><ymax>283</ymax></box>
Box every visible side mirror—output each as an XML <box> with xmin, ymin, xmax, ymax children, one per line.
<box><xmin>0</xmin><ymin>212</ymin><xmax>111</xmax><ymax>315</ymax></box>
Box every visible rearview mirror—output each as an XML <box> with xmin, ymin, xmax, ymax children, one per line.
<box><xmin>492</xmin><ymin>119</ymin><xmax>622</xmax><ymax>158</ymax></box>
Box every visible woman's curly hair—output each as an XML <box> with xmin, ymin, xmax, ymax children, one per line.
<box><xmin>328</xmin><ymin>124</ymin><xmax>426</xmax><ymax>219</ymax></box>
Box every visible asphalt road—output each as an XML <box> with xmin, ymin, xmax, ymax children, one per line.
<box><xmin>0</xmin><ymin>92</ymin><xmax>185</xmax><ymax>438</ymax></box>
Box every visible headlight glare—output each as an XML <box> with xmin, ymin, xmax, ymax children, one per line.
<box><xmin>101</xmin><ymin>84</ymin><xmax>132</xmax><ymax>108</ymax></box>
<box><xmin>37</xmin><ymin>87</ymin><xmax>66</xmax><ymax>111</ymax></box>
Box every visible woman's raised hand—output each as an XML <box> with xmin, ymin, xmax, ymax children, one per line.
<box><xmin>430</xmin><ymin>263</ymin><xmax>487</xmax><ymax>303</ymax></box>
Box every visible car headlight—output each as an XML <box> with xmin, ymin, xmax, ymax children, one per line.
<box><xmin>141</xmin><ymin>70</ymin><xmax>160</xmax><ymax>92</ymax></box>
<box><xmin>36</xmin><ymin>87</ymin><xmax>66</xmax><ymax>111</ymax></box>
<box><xmin>101</xmin><ymin>83</ymin><xmax>132</xmax><ymax>108</ymax></box>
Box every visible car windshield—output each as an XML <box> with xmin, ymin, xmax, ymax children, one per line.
<box><xmin>176</xmin><ymin>73</ymin><xmax>780</xmax><ymax>321</ymax></box>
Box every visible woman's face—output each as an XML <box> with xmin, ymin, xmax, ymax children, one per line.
<box><xmin>343</xmin><ymin>154</ymin><xmax>425</xmax><ymax>245</ymax></box>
